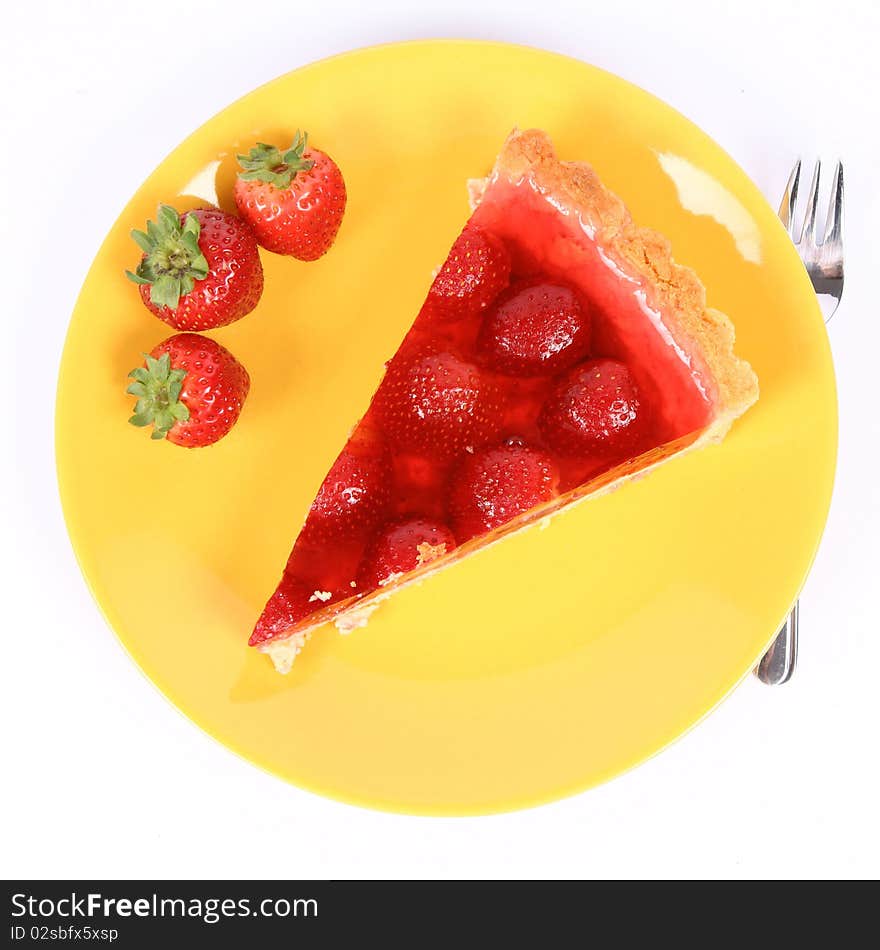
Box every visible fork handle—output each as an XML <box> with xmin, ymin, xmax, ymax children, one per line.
<box><xmin>755</xmin><ymin>601</ymin><xmax>798</xmax><ymax>685</ymax></box>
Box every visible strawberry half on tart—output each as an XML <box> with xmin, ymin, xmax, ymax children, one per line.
<box><xmin>251</xmin><ymin>129</ymin><xmax>759</xmax><ymax>672</ymax></box>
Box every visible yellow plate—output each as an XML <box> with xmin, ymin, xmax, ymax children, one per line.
<box><xmin>56</xmin><ymin>41</ymin><xmax>836</xmax><ymax>815</ymax></box>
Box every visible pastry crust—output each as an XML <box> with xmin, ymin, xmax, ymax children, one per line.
<box><xmin>259</xmin><ymin>129</ymin><xmax>759</xmax><ymax>673</ymax></box>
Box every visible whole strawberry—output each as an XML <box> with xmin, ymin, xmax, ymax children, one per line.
<box><xmin>448</xmin><ymin>439</ymin><xmax>560</xmax><ymax>541</ymax></box>
<box><xmin>358</xmin><ymin>517</ymin><xmax>457</xmax><ymax>589</ymax></box>
<box><xmin>538</xmin><ymin>358</ymin><xmax>649</xmax><ymax>458</ymax></box>
<box><xmin>233</xmin><ymin>131</ymin><xmax>347</xmax><ymax>260</ymax></box>
<box><xmin>371</xmin><ymin>346</ymin><xmax>501</xmax><ymax>460</ymax></box>
<box><xmin>478</xmin><ymin>279</ymin><xmax>591</xmax><ymax>376</ymax></box>
<box><xmin>424</xmin><ymin>224</ymin><xmax>510</xmax><ymax>321</ymax></box>
<box><xmin>300</xmin><ymin>436</ymin><xmax>392</xmax><ymax>546</ymax></box>
<box><xmin>127</xmin><ymin>333</ymin><xmax>250</xmax><ymax>447</ymax></box>
<box><xmin>127</xmin><ymin>205</ymin><xmax>262</xmax><ymax>330</ymax></box>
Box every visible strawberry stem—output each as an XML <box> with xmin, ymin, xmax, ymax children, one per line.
<box><xmin>127</xmin><ymin>352</ymin><xmax>190</xmax><ymax>440</ymax></box>
<box><xmin>125</xmin><ymin>206</ymin><xmax>209</xmax><ymax>311</ymax></box>
<box><xmin>236</xmin><ymin>131</ymin><xmax>315</xmax><ymax>189</ymax></box>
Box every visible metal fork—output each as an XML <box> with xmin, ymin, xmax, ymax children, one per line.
<box><xmin>754</xmin><ymin>158</ymin><xmax>844</xmax><ymax>685</ymax></box>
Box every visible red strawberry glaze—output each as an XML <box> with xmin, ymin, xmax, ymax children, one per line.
<box><xmin>371</xmin><ymin>345</ymin><xmax>502</xmax><ymax>460</ymax></box>
<box><xmin>359</xmin><ymin>517</ymin><xmax>457</xmax><ymax>589</ymax></box>
<box><xmin>300</xmin><ymin>434</ymin><xmax>391</xmax><ymax>544</ymax></box>
<box><xmin>253</xmin><ymin>170</ymin><xmax>716</xmax><ymax>653</ymax></box>
<box><xmin>449</xmin><ymin>440</ymin><xmax>560</xmax><ymax>542</ymax></box>
<box><xmin>250</xmin><ymin>574</ymin><xmax>345</xmax><ymax>647</ymax></box>
<box><xmin>468</xmin><ymin>176</ymin><xmax>715</xmax><ymax>437</ymax></box>
<box><xmin>281</xmin><ymin>433</ymin><xmax>392</xmax><ymax>600</ymax></box>
<box><xmin>477</xmin><ymin>279</ymin><xmax>591</xmax><ymax>376</ymax></box>
<box><xmin>539</xmin><ymin>359</ymin><xmax>648</xmax><ymax>459</ymax></box>
<box><xmin>424</xmin><ymin>224</ymin><xmax>511</xmax><ymax>321</ymax></box>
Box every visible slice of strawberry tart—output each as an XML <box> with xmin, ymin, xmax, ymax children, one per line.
<box><xmin>251</xmin><ymin>128</ymin><xmax>758</xmax><ymax>672</ymax></box>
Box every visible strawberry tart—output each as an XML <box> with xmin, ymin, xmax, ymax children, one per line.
<box><xmin>251</xmin><ymin>128</ymin><xmax>759</xmax><ymax>672</ymax></box>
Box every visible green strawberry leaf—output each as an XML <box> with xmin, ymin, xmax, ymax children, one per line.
<box><xmin>126</xmin><ymin>352</ymin><xmax>191</xmax><ymax>442</ymax></box>
<box><xmin>127</xmin><ymin>205</ymin><xmax>209</xmax><ymax>311</ymax></box>
<box><xmin>125</xmin><ymin>269</ymin><xmax>151</xmax><ymax>285</ymax></box>
<box><xmin>235</xmin><ymin>131</ymin><xmax>315</xmax><ymax>189</ymax></box>
<box><xmin>131</xmin><ymin>229</ymin><xmax>153</xmax><ymax>254</ymax></box>
<box><xmin>150</xmin><ymin>275</ymin><xmax>182</xmax><ymax>311</ymax></box>
<box><xmin>171</xmin><ymin>401</ymin><xmax>190</xmax><ymax>422</ymax></box>
<box><xmin>156</xmin><ymin>352</ymin><xmax>171</xmax><ymax>381</ymax></box>
<box><xmin>159</xmin><ymin>204</ymin><xmax>180</xmax><ymax>234</ymax></box>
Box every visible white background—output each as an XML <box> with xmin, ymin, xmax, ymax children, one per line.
<box><xmin>3</xmin><ymin>0</ymin><xmax>878</xmax><ymax>880</ymax></box>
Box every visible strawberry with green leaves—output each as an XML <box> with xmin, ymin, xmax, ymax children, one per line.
<box><xmin>127</xmin><ymin>205</ymin><xmax>263</xmax><ymax>331</ymax></box>
<box><xmin>127</xmin><ymin>333</ymin><xmax>250</xmax><ymax>447</ymax></box>
<box><xmin>234</xmin><ymin>131</ymin><xmax>347</xmax><ymax>261</ymax></box>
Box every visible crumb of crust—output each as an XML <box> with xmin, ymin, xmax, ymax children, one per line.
<box><xmin>336</xmin><ymin>604</ymin><xmax>379</xmax><ymax>634</ymax></box>
<box><xmin>309</xmin><ymin>590</ymin><xmax>333</xmax><ymax>603</ymax></box>
<box><xmin>349</xmin><ymin>580</ymin><xmax>357</xmax><ymax>588</ymax></box>
<box><xmin>378</xmin><ymin>571</ymin><xmax>404</xmax><ymax>588</ymax></box>
<box><xmin>263</xmin><ymin>630</ymin><xmax>310</xmax><ymax>674</ymax></box>
<box><xmin>416</xmin><ymin>541</ymin><xmax>447</xmax><ymax>566</ymax></box>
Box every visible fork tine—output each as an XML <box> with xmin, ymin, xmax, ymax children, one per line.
<box><xmin>822</xmin><ymin>160</ymin><xmax>844</xmax><ymax>246</ymax></box>
<box><xmin>778</xmin><ymin>159</ymin><xmax>801</xmax><ymax>237</ymax></box>
<box><xmin>799</xmin><ymin>160</ymin><xmax>821</xmax><ymax>247</ymax></box>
